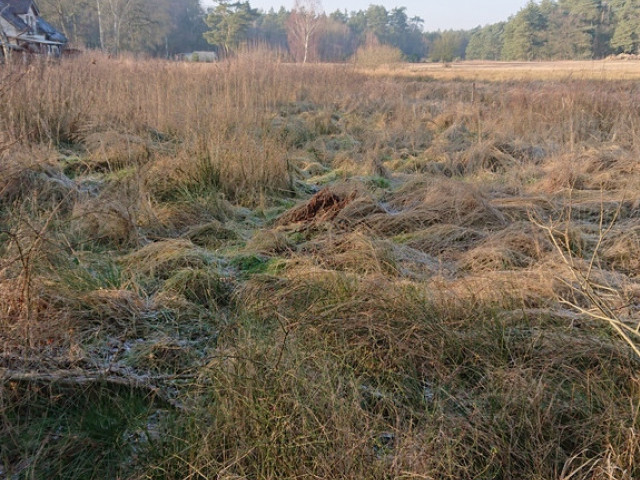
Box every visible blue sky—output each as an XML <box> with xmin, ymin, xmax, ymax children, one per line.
<box><xmin>201</xmin><ymin>0</ymin><xmax>531</xmax><ymax>31</ymax></box>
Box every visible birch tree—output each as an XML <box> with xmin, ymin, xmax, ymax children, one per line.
<box><xmin>286</xmin><ymin>0</ymin><xmax>323</xmax><ymax>63</ymax></box>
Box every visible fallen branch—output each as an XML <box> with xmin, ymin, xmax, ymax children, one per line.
<box><xmin>1</xmin><ymin>367</ymin><xmax>192</xmax><ymax>410</ymax></box>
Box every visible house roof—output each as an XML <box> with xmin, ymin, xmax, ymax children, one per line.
<box><xmin>1</xmin><ymin>0</ymin><xmax>65</xmax><ymax>45</ymax></box>
<box><xmin>0</xmin><ymin>1</ymin><xmax>30</xmax><ymax>31</ymax></box>
<box><xmin>4</xmin><ymin>0</ymin><xmax>37</xmax><ymax>16</ymax></box>
<box><xmin>36</xmin><ymin>17</ymin><xmax>65</xmax><ymax>43</ymax></box>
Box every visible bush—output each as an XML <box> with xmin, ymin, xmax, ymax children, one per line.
<box><xmin>353</xmin><ymin>44</ymin><xmax>404</xmax><ymax>68</ymax></box>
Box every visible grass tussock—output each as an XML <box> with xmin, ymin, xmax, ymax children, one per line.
<box><xmin>122</xmin><ymin>239</ymin><xmax>221</xmax><ymax>282</ymax></box>
<box><xmin>71</xmin><ymin>178</ymin><xmax>153</xmax><ymax>248</ymax></box>
<box><xmin>0</xmin><ymin>146</ymin><xmax>77</xmax><ymax>211</ymax></box>
<box><xmin>400</xmin><ymin>223</ymin><xmax>487</xmax><ymax>258</ymax></box>
<box><xmin>2</xmin><ymin>54</ymin><xmax>640</xmax><ymax>479</ymax></box>
<box><xmin>183</xmin><ymin>220</ymin><xmax>239</xmax><ymax>249</ymax></box>
<box><xmin>368</xmin><ymin>178</ymin><xmax>507</xmax><ymax>235</ymax></box>
<box><xmin>82</xmin><ymin>130</ymin><xmax>151</xmax><ymax>172</ymax></box>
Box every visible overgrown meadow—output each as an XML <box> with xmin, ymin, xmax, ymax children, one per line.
<box><xmin>1</xmin><ymin>52</ymin><xmax>639</xmax><ymax>479</ymax></box>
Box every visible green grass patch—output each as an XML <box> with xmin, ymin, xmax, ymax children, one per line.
<box><xmin>230</xmin><ymin>254</ymin><xmax>287</xmax><ymax>276</ymax></box>
<box><xmin>0</xmin><ymin>383</ymin><xmax>155</xmax><ymax>480</ymax></box>
<box><xmin>366</xmin><ymin>176</ymin><xmax>391</xmax><ymax>189</ymax></box>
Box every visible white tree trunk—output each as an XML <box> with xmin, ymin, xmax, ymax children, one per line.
<box><xmin>303</xmin><ymin>34</ymin><xmax>309</xmax><ymax>63</ymax></box>
<box><xmin>96</xmin><ymin>0</ymin><xmax>104</xmax><ymax>50</ymax></box>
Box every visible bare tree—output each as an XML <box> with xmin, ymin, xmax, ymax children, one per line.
<box><xmin>286</xmin><ymin>0</ymin><xmax>323</xmax><ymax>63</ymax></box>
<box><xmin>97</xmin><ymin>0</ymin><xmax>105</xmax><ymax>50</ymax></box>
<box><xmin>106</xmin><ymin>0</ymin><xmax>133</xmax><ymax>55</ymax></box>
<box><xmin>104</xmin><ymin>0</ymin><xmax>156</xmax><ymax>55</ymax></box>
<box><xmin>105</xmin><ymin>0</ymin><xmax>149</xmax><ymax>55</ymax></box>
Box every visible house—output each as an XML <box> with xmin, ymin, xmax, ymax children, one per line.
<box><xmin>0</xmin><ymin>0</ymin><xmax>67</xmax><ymax>57</ymax></box>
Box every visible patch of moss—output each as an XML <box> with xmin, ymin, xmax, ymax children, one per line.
<box><xmin>367</xmin><ymin>176</ymin><xmax>391</xmax><ymax>189</ymax></box>
<box><xmin>230</xmin><ymin>254</ymin><xmax>270</xmax><ymax>274</ymax></box>
<box><xmin>230</xmin><ymin>254</ymin><xmax>286</xmax><ymax>276</ymax></box>
<box><xmin>60</xmin><ymin>155</ymin><xmax>88</xmax><ymax>178</ymax></box>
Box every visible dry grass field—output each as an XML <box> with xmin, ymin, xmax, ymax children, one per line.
<box><xmin>369</xmin><ymin>59</ymin><xmax>640</xmax><ymax>81</ymax></box>
<box><xmin>1</xmin><ymin>53</ymin><xmax>640</xmax><ymax>479</ymax></box>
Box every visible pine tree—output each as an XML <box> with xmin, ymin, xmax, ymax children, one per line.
<box><xmin>611</xmin><ymin>1</ymin><xmax>640</xmax><ymax>54</ymax></box>
<box><xmin>204</xmin><ymin>1</ymin><xmax>258</xmax><ymax>56</ymax></box>
<box><xmin>466</xmin><ymin>23</ymin><xmax>505</xmax><ymax>60</ymax></box>
<box><xmin>502</xmin><ymin>1</ymin><xmax>547</xmax><ymax>61</ymax></box>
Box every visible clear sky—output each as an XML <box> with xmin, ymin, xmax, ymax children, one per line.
<box><xmin>201</xmin><ymin>0</ymin><xmax>531</xmax><ymax>31</ymax></box>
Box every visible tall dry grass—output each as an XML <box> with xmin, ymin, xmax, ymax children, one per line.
<box><xmin>0</xmin><ymin>50</ymin><xmax>362</xmax><ymax>205</ymax></box>
<box><xmin>1</xmin><ymin>52</ymin><xmax>640</xmax><ymax>479</ymax></box>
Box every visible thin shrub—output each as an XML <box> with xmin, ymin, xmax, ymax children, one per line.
<box><xmin>353</xmin><ymin>44</ymin><xmax>404</xmax><ymax>68</ymax></box>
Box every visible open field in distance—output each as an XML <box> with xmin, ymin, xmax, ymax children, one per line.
<box><xmin>364</xmin><ymin>59</ymin><xmax>640</xmax><ymax>81</ymax></box>
<box><xmin>1</xmin><ymin>53</ymin><xmax>639</xmax><ymax>479</ymax></box>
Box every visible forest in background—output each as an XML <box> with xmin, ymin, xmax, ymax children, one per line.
<box><xmin>36</xmin><ymin>0</ymin><xmax>640</xmax><ymax>61</ymax></box>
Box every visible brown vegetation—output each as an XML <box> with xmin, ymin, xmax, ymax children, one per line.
<box><xmin>0</xmin><ymin>53</ymin><xmax>639</xmax><ymax>479</ymax></box>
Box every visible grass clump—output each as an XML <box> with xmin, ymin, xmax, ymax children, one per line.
<box><xmin>82</xmin><ymin>130</ymin><xmax>151</xmax><ymax>173</ymax></box>
<box><xmin>0</xmin><ymin>146</ymin><xmax>77</xmax><ymax>213</ymax></box>
<box><xmin>230</xmin><ymin>254</ymin><xmax>290</xmax><ymax>278</ymax></box>
<box><xmin>161</xmin><ymin>267</ymin><xmax>232</xmax><ymax>309</ymax></box>
<box><xmin>184</xmin><ymin>220</ymin><xmax>239</xmax><ymax>249</ymax></box>
<box><xmin>122</xmin><ymin>239</ymin><xmax>221</xmax><ymax>284</ymax></box>
<box><xmin>399</xmin><ymin>223</ymin><xmax>487</xmax><ymax>258</ymax></box>
<box><xmin>369</xmin><ymin>177</ymin><xmax>506</xmax><ymax>235</ymax></box>
<box><xmin>125</xmin><ymin>337</ymin><xmax>201</xmax><ymax>374</ymax></box>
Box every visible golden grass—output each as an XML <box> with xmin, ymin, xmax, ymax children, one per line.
<box><xmin>363</xmin><ymin>59</ymin><xmax>640</xmax><ymax>82</ymax></box>
<box><xmin>2</xmin><ymin>53</ymin><xmax>640</xmax><ymax>479</ymax></box>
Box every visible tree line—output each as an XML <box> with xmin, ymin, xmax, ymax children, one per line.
<box><xmin>37</xmin><ymin>0</ymin><xmax>640</xmax><ymax>61</ymax></box>
<box><xmin>468</xmin><ymin>0</ymin><xmax>640</xmax><ymax>61</ymax></box>
<box><xmin>37</xmin><ymin>0</ymin><xmax>427</xmax><ymax>60</ymax></box>
<box><xmin>38</xmin><ymin>0</ymin><xmax>209</xmax><ymax>55</ymax></box>
<box><xmin>210</xmin><ymin>0</ymin><xmax>427</xmax><ymax>62</ymax></box>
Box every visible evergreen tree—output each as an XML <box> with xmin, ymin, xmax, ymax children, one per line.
<box><xmin>466</xmin><ymin>23</ymin><xmax>505</xmax><ymax>60</ymax></box>
<box><xmin>386</xmin><ymin>8</ymin><xmax>425</xmax><ymax>60</ymax></box>
<box><xmin>611</xmin><ymin>1</ymin><xmax>640</xmax><ymax>53</ymax></box>
<box><xmin>204</xmin><ymin>1</ymin><xmax>259</xmax><ymax>56</ymax></box>
<box><xmin>163</xmin><ymin>0</ymin><xmax>208</xmax><ymax>55</ymax></box>
<box><xmin>540</xmin><ymin>0</ymin><xmax>589</xmax><ymax>59</ymax></box>
<box><xmin>249</xmin><ymin>7</ymin><xmax>289</xmax><ymax>51</ymax></box>
<box><xmin>364</xmin><ymin>5</ymin><xmax>389</xmax><ymax>42</ymax></box>
<box><xmin>502</xmin><ymin>1</ymin><xmax>547</xmax><ymax>60</ymax></box>
<box><xmin>429</xmin><ymin>30</ymin><xmax>469</xmax><ymax>62</ymax></box>
<box><xmin>554</xmin><ymin>0</ymin><xmax>604</xmax><ymax>58</ymax></box>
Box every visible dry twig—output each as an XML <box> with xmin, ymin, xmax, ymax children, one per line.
<box><xmin>530</xmin><ymin>194</ymin><xmax>640</xmax><ymax>359</ymax></box>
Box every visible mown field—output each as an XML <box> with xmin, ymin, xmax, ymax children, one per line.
<box><xmin>375</xmin><ymin>59</ymin><xmax>640</xmax><ymax>81</ymax></box>
<box><xmin>1</xmin><ymin>53</ymin><xmax>640</xmax><ymax>479</ymax></box>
